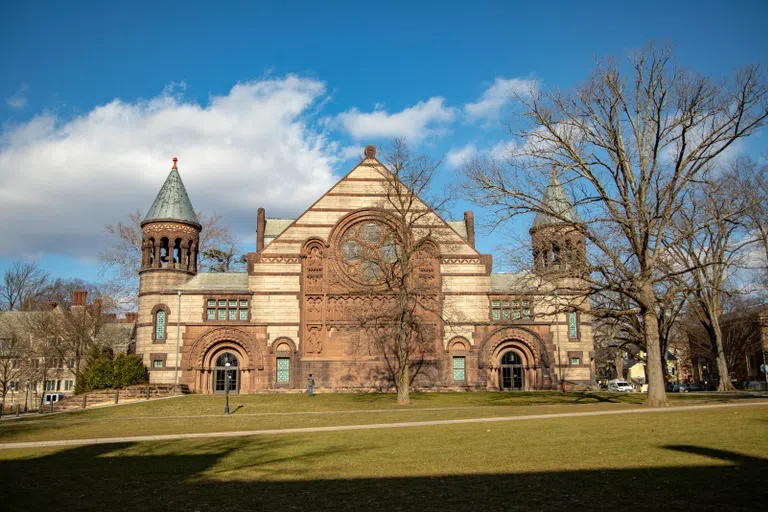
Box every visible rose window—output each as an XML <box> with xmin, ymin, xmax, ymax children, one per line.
<box><xmin>339</xmin><ymin>221</ymin><xmax>400</xmax><ymax>283</ymax></box>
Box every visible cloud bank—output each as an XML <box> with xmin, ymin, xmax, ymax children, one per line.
<box><xmin>0</xmin><ymin>76</ymin><xmax>339</xmax><ymax>258</ymax></box>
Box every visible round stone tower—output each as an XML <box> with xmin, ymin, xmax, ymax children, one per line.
<box><xmin>139</xmin><ymin>157</ymin><xmax>201</xmax><ymax>294</ymax></box>
<box><xmin>529</xmin><ymin>166</ymin><xmax>585</xmax><ymax>276</ymax></box>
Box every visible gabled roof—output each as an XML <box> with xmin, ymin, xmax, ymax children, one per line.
<box><xmin>143</xmin><ymin>164</ymin><xmax>200</xmax><ymax>226</ymax></box>
<box><xmin>532</xmin><ymin>172</ymin><xmax>582</xmax><ymax>229</ymax></box>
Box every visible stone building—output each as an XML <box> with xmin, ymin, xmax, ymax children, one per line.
<box><xmin>137</xmin><ymin>148</ymin><xmax>595</xmax><ymax>393</ymax></box>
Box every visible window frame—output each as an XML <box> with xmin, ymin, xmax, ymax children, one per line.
<box><xmin>567</xmin><ymin>310</ymin><xmax>580</xmax><ymax>340</ymax></box>
<box><xmin>202</xmin><ymin>295</ymin><xmax>251</xmax><ymax>323</ymax></box>
<box><xmin>276</xmin><ymin>357</ymin><xmax>291</xmax><ymax>384</ymax></box>
<box><xmin>490</xmin><ymin>296</ymin><xmax>534</xmax><ymax>322</ymax></box>
<box><xmin>151</xmin><ymin>304</ymin><xmax>171</xmax><ymax>344</ymax></box>
<box><xmin>452</xmin><ymin>356</ymin><xmax>466</xmax><ymax>382</ymax></box>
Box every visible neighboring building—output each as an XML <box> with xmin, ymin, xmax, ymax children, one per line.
<box><xmin>136</xmin><ymin>148</ymin><xmax>595</xmax><ymax>393</ymax></box>
<box><xmin>0</xmin><ymin>290</ymin><xmax>137</xmax><ymax>407</ymax></box>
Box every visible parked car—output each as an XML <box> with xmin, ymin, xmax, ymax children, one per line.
<box><xmin>607</xmin><ymin>380</ymin><xmax>633</xmax><ymax>392</ymax></box>
<box><xmin>43</xmin><ymin>393</ymin><xmax>65</xmax><ymax>404</ymax></box>
<box><xmin>673</xmin><ymin>383</ymin><xmax>705</xmax><ymax>393</ymax></box>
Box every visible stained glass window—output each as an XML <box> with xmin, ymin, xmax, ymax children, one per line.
<box><xmin>228</xmin><ymin>309</ymin><xmax>236</xmax><ymax>320</ymax></box>
<box><xmin>207</xmin><ymin>300</ymin><xmax>216</xmax><ymax>307</ymax></box>
<box><xmin>491</xmin><ymin>297</ymin><xmax>534</xmax><ymax>322</ymax></box>
<box><xmin>276</xmin><ymin>358</ymin><xmax>290</xmax><ymax>382</ymax></box>
<box><xmin>240</xmin><ymin>300</ymin><xmax>248</xmax><ymax>307</ymax></box>
<box><xmin>153</xmin><ymin>359</ymin><xmax>163</xmax><ymax>368</ymax></box>
<box><xmin>229</xmin><ymin>300</ymin><xmax>237</xmax><ymax>307</ymax></box>
<box><xmin>218</xmin><ymin>300</ymin><xmax>226</xmax><ymax>307</ymax></box>
<box><xmin>207</xmin><ymin>309</ymin><xmax>215</xmax><ymax>320</ymax></box>
<box><xmin>155</xmin><ymin>310</ymin><xmax>166</xmax><ymax>340</ymax></box>
<box><xmin>218</xmin><ymin>309</ymin><xmax>226</xmax><ymax>320</ymax></box>
<box><xmin>571</xmin><ymin>357</ymin><xmax>580</xmax><ymax>366</ymax></box>
<box><xmin>239</xmin><ymin>309</ymin><xmax>248</xmax><ymax>321</ymax></box>
<box><xmin>452</xmin><ymin>356</ymin><xmax>466</xmax><ymax>381</ymax></box>
<box><xmin>568</xmin><ymin>311</ymin><xmax>578</xmax><ymax>339</ymax></box>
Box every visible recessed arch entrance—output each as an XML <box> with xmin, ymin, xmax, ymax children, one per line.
<box><xmin>213</xmin><ymin>351</ymin><xmax>239</xmax><ymax>394</ymax></box>
<box><xmin>500</xmin><ymin>349</ymin><xmax>525</xmax><ymax>391</ymax></box>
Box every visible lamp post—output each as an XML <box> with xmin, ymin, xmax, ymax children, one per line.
<box><xmin>24</xmin><ymin>380</ymin><xmax>29</xmax><ymax>412</ymax></box>
<box><xmin>174</xmin><ymin>290</ymin><xmax>182</xmax><ymax>394</ymax></box>
<box><xmin>224</xmin><ymin>361</ymin><xmax>231</xmax><ymax>415</ymax></box>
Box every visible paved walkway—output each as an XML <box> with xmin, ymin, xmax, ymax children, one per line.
<box><xmin>1</xmin><ymin>400</ymin><xmax>766</xmax><ymax>451</ymax></box>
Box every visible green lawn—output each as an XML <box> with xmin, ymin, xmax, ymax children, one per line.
<box><xmin>1</xmin><ymin>403</ymin><xmax>766</xmax><ymax>511</ymax></box>
<box><xmin>0</xmin><ymin>391</ymin><xmax>752</xmax><ymax>443</ymax></box>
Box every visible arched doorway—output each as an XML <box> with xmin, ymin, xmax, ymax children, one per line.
<box><xmin>213</xmin><ymin>352</ymin><xmax>239</xmax><ymax>394</ymax></box>
<box><xmin>500</xmin><ymin>350</ymin><xmax>524</xmax><ymax>391</ymax></box>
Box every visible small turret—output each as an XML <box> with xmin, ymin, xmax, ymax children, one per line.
<box><xmin>139</xmin><ymin>158</ymin><xmax>201</xmax><ymax>292</ymax></box>
<box><xmin>530</xmin><ymin>166</ymin><xmax>585</xmax><ymax>274</ymax></box>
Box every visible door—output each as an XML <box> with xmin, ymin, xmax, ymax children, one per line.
<box><xmin>500</xmin><ymin>350</ymin><xmax>524</xmax><ymax>391</ymax></box>
<box><xmin>213</xmin><ymin>352</ymin><xmax>239</xmax><ymax>394</ymax></box>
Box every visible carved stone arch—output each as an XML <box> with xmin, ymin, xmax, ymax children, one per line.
<box><xmin>191</xmin><ymin>327</ymin><xmax>264</xmax><ymax>370</ymax></box>
<box><xmin>270</xmin><ymin>336</ymin><xmax>297</xmax><ymax>354</ymax></box>
<box><xmin>447</xmin><ymin>336</ymin><xmax>471</xmax><ymax>352</ymax></box>
<box><xmin>478</xmin><ymin>326</ymin><xmax>547</xmax><ymax>368</ymax></box>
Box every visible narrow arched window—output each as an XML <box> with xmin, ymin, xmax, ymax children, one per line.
<box><xmin>155</xmin><ymin>310</ymin><xmax>166</xmax><ymax>340</ymax></box>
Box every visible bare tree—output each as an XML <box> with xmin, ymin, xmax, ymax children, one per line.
<box><xmin>738</xmin><ymin>157</ymin><xmax>768</xmax><ymax>290</ymax></box>
<box><xmin>100</xmin><ymin>210</ymin><xmax>242</xmax><ymax>305</ymax></box>
<box><xmin>668</xmin><ymin>170</ymin><xmax>756</xmax><ymax>390</ymax></box>
<box><xmin>1</xmin><ymin>262</ymin><xmax>49</xmax><ymax>311</ymax></box>
<box><xmin>343</xmin><ymin>139</ymin><xmax>449</xmax><ymax>405</ymax></box>
<box><xmin>463</xmin><ymin>45</ymin><xmax>768</xmax><ymax>406</ymax></box>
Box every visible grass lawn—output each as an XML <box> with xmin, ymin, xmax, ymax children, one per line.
<box><xmin>0</xmin><ymin>391</ymin><xmax>753</xmax><ymax>443</ymax></box>
<box><xmin>0</xmin><ymin>402</ymin><xmax>766</xmax><ymax>511</ymax></box>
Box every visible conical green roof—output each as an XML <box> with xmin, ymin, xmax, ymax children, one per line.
<box><xmin>532</xmin><ymin>172</ymin><xmax>582</xmax><ymax>228</ymax></box>
<box><xmin>143</xmin><ymin>163</ymin><xmax>200</xmax><ymax>226</ymax></box>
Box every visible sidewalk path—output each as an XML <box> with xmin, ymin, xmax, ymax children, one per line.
<box><xmin>1</xmin><ymin>400</ymin><xmax>766</xmax><ymax>451</ymax></box>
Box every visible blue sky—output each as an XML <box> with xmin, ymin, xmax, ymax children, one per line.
<box><xmin>1</xmin><ymin>0</ymin><xmax>767</xmax><ymax>283</ymax></box>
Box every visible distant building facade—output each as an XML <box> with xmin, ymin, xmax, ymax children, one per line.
<box><xmin>136</xmin><ymin>148</ymin><xmax>595</xmax><ymax>393</ymax></box>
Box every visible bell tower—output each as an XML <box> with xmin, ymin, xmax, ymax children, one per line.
<box><xmin>139</xmin><ymin>157</ymin><xmax>201</xmax><ymax>293</ymax></box>
<box><xmin>530</xmin><ymin>165</ymin><xmax>585</xmax><ymax>275</ymax></box>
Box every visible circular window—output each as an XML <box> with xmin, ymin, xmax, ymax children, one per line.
<box><xmin>338</xmin><ymin>220</ymin><xmax>400</xmax><ymax>284</ymax></box>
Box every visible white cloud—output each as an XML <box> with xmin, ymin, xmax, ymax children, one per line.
<box><xmin>446</xmin><ymin>144</ymin><xmax>477</xmax><ymax>169</ymax></box>
<box><xmin>464</xmin><ymin>77</ymin><xmax>537</xmax><ymax>122</ymax></box>
<box><xmin>5</xmin><ymin>83</ymin><xmax>29</xmax><ymax>110</ymax></box>
<box><xmin>340</xmin><ymin>145</ymin><xmax>366</xmax><ymax>160</ymax></box>
<box><xmin>337</xmin><ymin>97</ymin><xmax>456</xmax><ymax>142</ymax></box>
<box><xmin>0</xmin><ymin>75</ymin><xmax>340</xmax><ymax>259</ymax></box>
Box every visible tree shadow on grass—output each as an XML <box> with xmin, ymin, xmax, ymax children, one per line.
<box><xmin>0</xmin><ymin>441</ymin><xmax>765</xmax><ymax>511</ymax></box>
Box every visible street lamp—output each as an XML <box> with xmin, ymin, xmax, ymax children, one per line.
<box><xmin>24</xmin><ymin>380</ymin><xmax>29</xmax><ymax>412</ymax></box>
<box><xmin>224</xmin><ymin>361</ymin><xmax>231</xmax><ymax>415</ymax></box>
<box><xmin>174</xmin><ymin>290</ymin><xmax>182</xmax><ymax>394</ymax></box>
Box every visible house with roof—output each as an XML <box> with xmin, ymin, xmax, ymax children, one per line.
<box><xmin>136</xmin><ymin>147</ymin><xmax>595</xmax><ymax>393</ymax></box>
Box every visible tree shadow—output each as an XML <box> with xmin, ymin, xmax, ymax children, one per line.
<box><xmin>1</xmin><ymin>441</ymin><xmax>765</xmax><ymax>511</ymax></box>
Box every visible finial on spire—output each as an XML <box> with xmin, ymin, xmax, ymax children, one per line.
<box><xmin>364</xmin><ymin>145</ymin><xmax>376</xmax><ymax>159</ymax></box>
<box><xmin>172</xmin><ymin>157</ymin><xmax>178</xmax><ymax>170</ymax></box>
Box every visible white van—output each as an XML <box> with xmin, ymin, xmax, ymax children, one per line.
<box><xmin>607</xmin><ymin>380</ymin><xmax>633</xmax><ymax>392</ymax></box>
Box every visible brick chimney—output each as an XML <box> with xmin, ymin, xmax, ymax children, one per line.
<box><xmin>257</xmin><ymin>207</ymin><xmax>266</xmax><ymax>252</ymax></box>
<box><xmin>72</xmin><ymin>290</ymin><xmax>87</xmax><ymax>307</ymax></box>
<box><xmin>125</xmin><ymin>312</ymin><xmax>138</xmax><ymax>323</ymax></box>
<box><xmin>92</xmin><ymin>298</ymin><xmax>102</xmax><ymax>318</ymax></box>
<box><xmin>464</xmin><ymin>210</ymin><xmax>475</xmax><ymax>249</ymax></box>
<box><xmin>48</xmin><ymin>301</ymin><xmax>58</xmax><ymax>311</ymax></box>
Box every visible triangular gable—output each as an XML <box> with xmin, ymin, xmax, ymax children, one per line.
<box><xmin>261</xmin><ymin>156</ymin><xmax>479</xmax><ymax>258</ymax></box>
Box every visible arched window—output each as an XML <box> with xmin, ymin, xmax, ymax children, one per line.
<box><xmin>152</xmin><ymin>304</ymin><xmax>170</xmax><ymax>343</ymax></box>
<box><xmin>155</xmin><ymin>310</ymin><xmax>166</xmax><ymax>340</ymax></box>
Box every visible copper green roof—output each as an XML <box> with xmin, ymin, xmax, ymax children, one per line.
<box><xmin>532</xmin><ymin>173</ymin><xmax>582</xmax><ymax>228</ymax></box>
<box><xmin>143</xmin><ymin>166</ymin><xmax>200</xmax><ymax>226</ymax></box>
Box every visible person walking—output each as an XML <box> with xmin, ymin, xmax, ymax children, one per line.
<box><xmin>307</xmin><ymin>374</ymin><xmax>315</xmax><ymax>396</ymax></box>
<box><xmin>560</xmin><ymin>379</ymin><xmax>566</xmax><ymax>393</ymax></box>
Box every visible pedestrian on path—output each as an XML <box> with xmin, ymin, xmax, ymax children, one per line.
<box><xmin>307</xmin><ymin>374</ymin><xmax>315</xmax><ymax>396</ymax></box>
<box><xmin>560</xmin><ymin>380</ymin><xmax>566</xmax><ymax>393</ymax></box>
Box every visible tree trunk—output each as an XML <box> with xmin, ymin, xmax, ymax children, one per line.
<box><xmin>397</xmin><ymin>348</ymin><xmax>410</xmax><ymax>405</ymax></box>
<box><xmin>642</xmin><ymin>296</ymin><xmax>669</xmax><ymax>407</ymax></box>
<box><xmin>711</xmin><ymin>317</ymin><xmax>735</xmax><ymax>391</ymax></box>
<box><xmin>614</xmin><ymin>353</ymin><xmax>624</xmax><ymax>380</ymax></box>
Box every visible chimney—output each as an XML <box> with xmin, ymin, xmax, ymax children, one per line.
<box><xmin>72</xmin><ymin>290</ymin><xmax>87</xmax><ymax>307</ymax></box>
<box><xmin>48</xmin><ymin>301</ymin><xmax>58</xmax><ymax>311</ymax></box>
<box><xmin>92</xmin><ymin>298</ymin><xmax>102</xmax><ymax>318</ymax></box>
<box><xmin>464</xmin><ymin>211</ymin><xmax>475</xmax><ymax>249</ymax></box>
<box><xmin>257</xmin><ymin>207</ymin><xmax>266</xmax><ymax>252</ymax></box>
<box><xmin>106</xmin><ymin>313</ymin><xmax>117</xmax><ymax>322</ymax></box>
<box><xmin>125</xmin><ymin>312</ymin><xmax>138</xmax><ymax>323</ymax></box>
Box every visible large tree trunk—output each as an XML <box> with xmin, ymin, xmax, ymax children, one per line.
<box><xmin>614</xmin><ymin>353</ymin><xmax>624</xmax><ymax>380</ymax></box>
<box><xmin>397</xmin><ymin>343</ymin><xmax>410</xmax><ymax>405</ymax></box>
<box><xmin>710</xmin><ymin>317</ymin><xmax>735</xmax><ymax>391</ymax></box>
<box><xmin>642</xmin><ymin>288</ymin><xmax>669</xmax><ymax>407</ymax></box>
